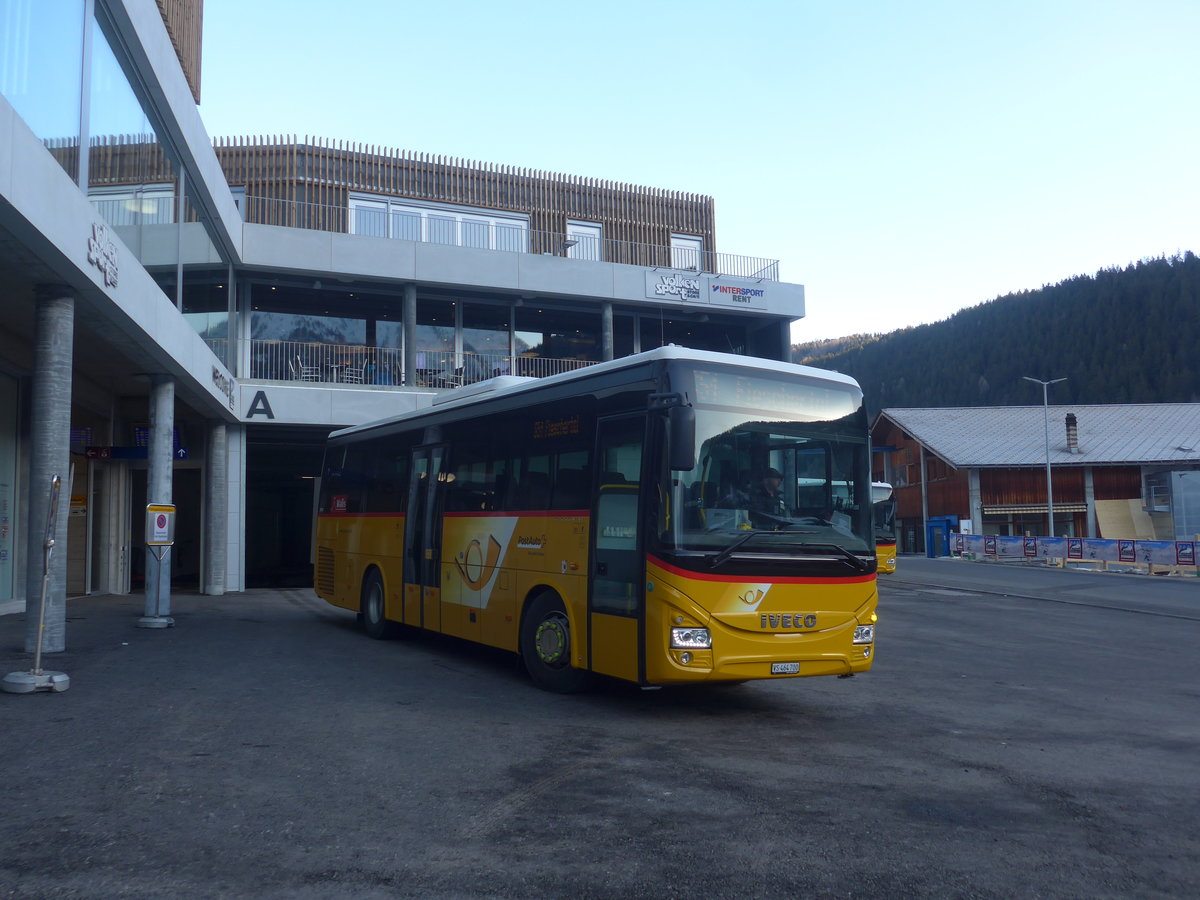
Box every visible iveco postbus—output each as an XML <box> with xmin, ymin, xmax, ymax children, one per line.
<box><xmin>315</xmin><ymin>347</ymin><xmax>878</xmax><ymax>691</ymax></box>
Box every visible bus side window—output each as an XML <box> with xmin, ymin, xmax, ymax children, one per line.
<box><xmin>553</xmin><ymin>469</ymin><xmax>587</xmax><ymax>509</ymax></box>
<box><xmin>516</xmin><ymin>471</ymin><xmax>551</xmax><ymax>510</ymax></box>
<box><xmin>339</xmin><ymin>446</ymin><xmax>371</xmax><ymax>513</ymax></box>
<box><xmin>364</xmin><ymin>443</ymin><xmax>407</xmax><ymax>514</ymax></box>
<box><xmin>492</xmin><ymin>473</ymin><xmax>512</xmax><ymax>511</ymax></box>
<box><xmin>319</xmin><ymin>446</ymin><xmax>346</xmax><ymax>514</ymax></box>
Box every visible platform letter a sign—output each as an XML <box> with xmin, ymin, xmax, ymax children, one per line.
<box><xmin>246</xmin><ymin>390</ymin><xmax>275</xmax><ymax>419</ymax></box>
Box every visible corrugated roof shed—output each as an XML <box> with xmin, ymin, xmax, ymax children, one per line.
<box><xmin>875</xmin><ymin>404</ymin><xmax>1200</xmax><ymax>468</ymax></box>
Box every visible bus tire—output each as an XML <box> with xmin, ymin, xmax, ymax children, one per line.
<box><xmin>361</xmin><ymin>569</ymin><xmax>394</xmax><ymax>640</ymax></box>
<box><xmin>520</xmin><ymin>592</ymin><xmax>591</xmax><ymax>693</ymax></box>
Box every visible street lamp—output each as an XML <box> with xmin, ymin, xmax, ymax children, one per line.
<box><xmin>1023</xmin><ymin>376</ymin><xmax>1067</xmax><ymax>537</ymax></box>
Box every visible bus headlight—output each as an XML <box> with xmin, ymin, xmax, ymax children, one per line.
<box><xmin>671</xmin><ymin>627</ymin><xmax>711</xmax><ymax>649</ymax></box>
<box><xmin>853</xmin><ymin>625</ymin><xmax>874</xmax><ymax>644</ymax></box>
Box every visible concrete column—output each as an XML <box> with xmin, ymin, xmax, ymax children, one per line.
<box><xmin>968</xmin><ymin>468</ymin><xmax>983</xmax><ymax>532</ymax></box>
<box><xmin>143</xmin><ymin>375</ymin><xmax>174</xmax><ymax>622</ymax></box>
<box><xmin>403</xmin><ymin>284</ymin><xmax>417</xmax><ymax>385</ymax></box>
<box><xmin>601</xmin><ymin>302</ymin><xmax>614</xmax><ymax>361</ymax></box>
<box><xmin>918</xmin><ymin>444</ymin><xmax>929</xmax><ymax>555</ymax></box>
<box><xmin>225</xmin><ymin>423</ymin><xmax>247</xmax><ymax>592</ymax></box>
<box><xmin>1084</xmin><ymin>467</ymin><xmax>1096</xmax><ymax>538</ymax></box>
<box><xmin>24</xmin><ymin>289</ymin><xmax>74</xmax><ymax>654</ymax></box>
<box><xmin>203</xmin><ymin>421</ymin><xmax>227</xmax><ymax>595</ymax></box>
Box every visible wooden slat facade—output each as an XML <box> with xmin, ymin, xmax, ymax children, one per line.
<box><xmin>85</xmin><ymin>134</ymin><xmax>177</xmax><ymax>186</ymax></box>
<box><xmin>211</xmin><ymin>136</ymin><xmax>717</xmax><ymax>260</ymax></box>
<box><xmin>80</xmin><ymin>134</ymin><xmax>719</xmax><ymax>264</ymax></box>
<box><xmin>154</xmin><ymin>0</ymin><xmax>204</xmax><ymax>104</ymax></box>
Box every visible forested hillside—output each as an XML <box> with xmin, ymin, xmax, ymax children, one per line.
<box><xmin>793</xmin><ymin>253</ymin><xmax>1200</xmax><ymax>416</ymax></box>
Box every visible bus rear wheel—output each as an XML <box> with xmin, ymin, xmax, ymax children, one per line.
<box><xmin>521</xmin><ymin>592</ymin><xmax>590</xmax><ymax>693</ymax></box>
<box><xmin>361</xmin><ymin>569</ymin><xmax>394</xmax><ymax>640</ymax></box>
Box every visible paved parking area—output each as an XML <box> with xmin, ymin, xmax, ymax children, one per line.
<box><xmin>2</xmin><ymin>575</ymin><xmax>1197</xmax><ymax>898</ymax></box>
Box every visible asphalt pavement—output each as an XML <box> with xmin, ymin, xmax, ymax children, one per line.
<box><xmin>2</xmin><ymin>565</ymin><xmax>1198</xmax><ymax>899</ymax></box>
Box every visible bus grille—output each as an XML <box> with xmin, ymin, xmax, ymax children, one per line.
<box><xmin>316</xmin><ymin>547</ymin><xmax>335</xmax><ymax>595</ymax></box>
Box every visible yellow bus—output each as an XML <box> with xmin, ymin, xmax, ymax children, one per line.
<box><xmin>872</xmin><ymin>482</ymin><xmax>897</xmax><ymax>573</ymax></box>
<box><xmin>315</xmin><ymin>347</ymin><xmax>878</xmax><ymax>692</ymax></box>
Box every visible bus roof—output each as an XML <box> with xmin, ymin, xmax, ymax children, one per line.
<box><xmin>328</xmin><ymin>346</ymin><xmax>862</xmax><ymax>440</ymax></box>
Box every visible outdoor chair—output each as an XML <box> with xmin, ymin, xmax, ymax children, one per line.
<box><xmin>339</xmin><ymin>360</ymin><xmax>367</xmax><ymax>384</ymax></box>
<box><xmin>294</xmin><ymin>355</ymin><xmax>321</xmax><ymax>381</ymax></box>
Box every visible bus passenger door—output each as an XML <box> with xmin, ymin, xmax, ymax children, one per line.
<box><xmin>403</xmin><ymin>445</ymin><xmax>447</xmax><ymax>631</ymax></box>
<box><xmin>589</xmin><ymin>415</ymin><xmax>645</xmax><ymax>683</ymax></box>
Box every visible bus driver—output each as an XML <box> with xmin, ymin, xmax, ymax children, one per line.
<box><xmin>747</xmin><ymin>467</ymin><xmax>788</xmax><ymax>516</ymax></box>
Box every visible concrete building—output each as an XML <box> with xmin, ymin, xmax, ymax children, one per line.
<box><xmin>0</xmin><ymin>1</ymin><xmax>806</xmax><ymax>638</ymax></box>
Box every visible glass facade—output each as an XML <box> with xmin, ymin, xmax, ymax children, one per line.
<box><xmin>1168</xmin><ymin>472</ymin><xmax>1200</xmax><ymax>540</ymax></box>
<box><xmin>640</xmin><ymin>315</ymin><xmax>746</xmax><ymax>355</ymax></box>
<box><xmin>240</xmin><ymin>279</ymin><xmax>762</xmax><ymax>386</ymax></box>
<box><xmin>0</xmin><ymin>372</ymin><xmax>16</xmax><ymax>604</ymax></box>
<box><xmin>0</xmin><ymin>0</ymin><xmax>87</xmax><ymax>180</ymax></box>
<box><xmin>88</xmin><ymin>14</ymin><xmax>185</xmax><ymax>271</ymax></box>
<box><xmin>516</xmin><ymin>307</ymin><xmax>600</xmax><ymax>363</ymax></box>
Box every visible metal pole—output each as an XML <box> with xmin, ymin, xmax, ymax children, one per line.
<box><xmin>31</xmin><ymin>476</ymin><xmax>61</xmax><ymax>676</ymax></box>
<box><xmin>1042</xmin><ymin>383</ymin><xmax>1053</xmax><ymax>537</ymax></box>
<box><xmin>3</xmin><ymin>475</ymin><xmax>70</xmax><ymax>693</ymax></box>
<box><xmin>1023</xmin><ymin>376</ymin><xmax>1067</xmax><ymax>537</ymax></box>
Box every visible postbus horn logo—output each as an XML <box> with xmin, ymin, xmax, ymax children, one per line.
<box><xmin>455</xmin><ymin>535</ymin><xmax>503</xmax><ymax>590</ymax></box>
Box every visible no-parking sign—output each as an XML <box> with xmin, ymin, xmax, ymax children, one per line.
<box><xmin>146</xmin><ymin>504</ymin><xmax>176</xmax><ymax>547</ymax></box>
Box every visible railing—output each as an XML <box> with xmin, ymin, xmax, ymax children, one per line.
<box><xmin>239</xmin><ymin>196</ymin><xmax>781</xmax><ymax>281</ymax></box>
<box><xmin>203</xmin><ymin>338</ymin><xmax>229</xmax><ymax>367</ymax></box>
<box><xmin>82</xmin><ymin>188</ymin><xmax>781</xmax><ymax>280</ymax></box>
<box><xmin>246</xmin><ymin>340</ymin><xmax>596</xmax><ymax>387</ymax></box>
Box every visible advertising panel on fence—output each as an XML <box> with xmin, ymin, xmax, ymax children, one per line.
<box><xmin>955</xmin><ymin>534</ymin><xmax>1196</xmax><ymax>567</ymax></box>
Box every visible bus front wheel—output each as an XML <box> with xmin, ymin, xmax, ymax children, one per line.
<box><xmin>521</xmin><ymin>593</ymin><xmax>590</xmax><ymax>693</ymax></box>
<box><xmin>361</xmin><ymin>569</ymin><xmax>394</xmax><ymax>640</ymax></box>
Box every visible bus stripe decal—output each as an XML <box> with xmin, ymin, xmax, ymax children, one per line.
<box><xmin>648</xmin><ymin>554</ymin><xmax>875</xmax><ymax>586</ymax></box>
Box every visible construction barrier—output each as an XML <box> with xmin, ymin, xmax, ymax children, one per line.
<box><xmin>952</xmin><ymin>533</ymin><xmax>1198</xmax><ymax>575</ymax></box>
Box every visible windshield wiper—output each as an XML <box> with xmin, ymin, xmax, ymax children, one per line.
<box><xmin>710</xmin><ymin>535</ymin><xmax>871</xmax><ymax>572</ymax></box>
<box><xmin>709</xmin><ymin>531</ymin><xmax>761</xmax><ymax>567</ymax></box>
<box><xmin>795</xmin><ymin>542</ymin><xmax>871</xmax><ymax>572</ymax></box>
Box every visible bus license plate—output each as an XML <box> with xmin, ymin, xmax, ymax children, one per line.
<box><xmin>771</xmin><ymin>662</ymin><xmax>800</xmax><ymax>675</ymax></box>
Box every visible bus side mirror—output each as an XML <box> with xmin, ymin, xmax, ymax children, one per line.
<box><xmin>668</xmin><ymin>405</ymin><xmax>695</xmax><ymax>471</ymax></box>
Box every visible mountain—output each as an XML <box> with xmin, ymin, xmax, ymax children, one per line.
<box><xmin>792</xmin><ymin>252</ymin><xmax>1200</xmax><ymax>416</ymax></box>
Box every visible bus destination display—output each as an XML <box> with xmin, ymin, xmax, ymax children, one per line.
<box><xmin>692</xmin><ymin>369</ymin><xmax>860</xmax><ymax>419</ymax></box>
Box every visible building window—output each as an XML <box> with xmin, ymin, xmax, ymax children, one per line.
<box><xmin>1144</xmin><ymin>474</ymin><xmax>1170</xmax><ymax>513</ymax></box>
<box><xmin>89</xmin><ymin>183</ymin><xmax>176</xmax><ymax>226</ymax></box>
<box><xmin>515</xmin><ymin>307</ymin><xmax>600</xmax><ymax>367</ymax></box>
<box><xmin>638</xmin><ymin>315</ymin><xmax>745</xmax><ymax>355</ymax></box>
<box><xmin>670</xmin><ymin>233</ymin><xmax>703</xmax><ymax>271</ymax></box>
<box><xmin>566</xmin><ymin>221</ymin><xmax>602</xmax><ymax>261</ymax></box>
<box><xmin>348</xmin><ymin>194</ymin><xmax>529</xmax><ymax>252</ymax></box>
<box><xmin>462</xmin><ymin>303</ymin><xmax>511</xmax><ymax>379</ymax></box>
<box><xmin>230</xmin><ymin>185</ymin><xmax>246</xmax><ymax>216</ymax></box>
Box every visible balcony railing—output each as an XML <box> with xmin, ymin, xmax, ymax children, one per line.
<box><xmin>242</xmin><ymin>340</ymin><xmax>596</xmax><ymax>388</ymax></box>
<box><xmin>84</xmin><ymin>190</ymin><xmax>781</xmax><ymax>280</ymax></box>
<box><xmin>238</xmin><ymin>196</ymin><xmax>781</xmax><ymax>281</ymax></box>
<box><xmin>204</xmin><ymin>338</ymin><xmax>229</xmax><ymax>367</ymax></box>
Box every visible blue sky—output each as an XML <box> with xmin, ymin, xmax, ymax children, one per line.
<box><xmin>197</xmin><ymin>0</ymin><xmax>1200</xmax><ymax>342</ymax></box>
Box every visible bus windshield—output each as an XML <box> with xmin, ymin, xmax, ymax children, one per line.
<box><xmin>666</xmin><ymin>406</ymin><xmax>873</xmax><ymax>557</ymax></box>
<box><xmin>872</xmin><ymin>482</ymin><xmax>896</xmax><ymax>540</ymax></box>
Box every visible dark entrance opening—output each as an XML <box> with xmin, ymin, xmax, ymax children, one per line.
<box><xmin>245</xmin><ymin>425</ymin><xmax>327</xmax><ymax>588</ymax></box>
